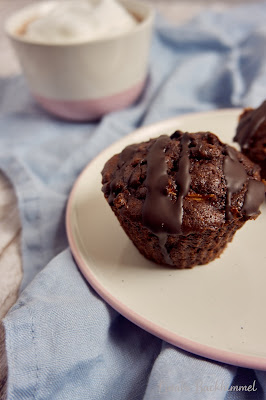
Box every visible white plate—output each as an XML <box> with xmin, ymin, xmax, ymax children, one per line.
<box><xmin>66</xmin><ymin>109</ymin><xmax>266</xmax><ymax>370</ymax></box>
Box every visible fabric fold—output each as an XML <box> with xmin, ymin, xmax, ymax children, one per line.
<box><xmin>5</xmin><ymin>250</ymin><xmax>162</xmax><ymax>400</ymax></box>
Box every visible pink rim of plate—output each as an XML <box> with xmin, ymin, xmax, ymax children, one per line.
<box><xmin>66</xmin><ymin>109</ymin><xmax>266</xmax><ymax>371</ymax></box>
<box><xmin>34</xmin><ymin>80</ymin><xmax>145</xmax><ymax>121</ymax></box>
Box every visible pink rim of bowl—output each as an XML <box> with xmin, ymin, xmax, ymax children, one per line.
<box><xmin>66</xmin><ymin>110</ymin><xmax>266</xmax><ymax>371</ymax></box>
<box><xmin>34</xmin><ymin>80</ymin><xmax>145</xmax><ymax>121</ymax></box>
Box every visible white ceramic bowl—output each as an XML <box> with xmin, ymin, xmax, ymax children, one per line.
<box><xmin>5</xmin><ymin>0</ymin><xmax>154</xmax><ymax>121</ymax></box>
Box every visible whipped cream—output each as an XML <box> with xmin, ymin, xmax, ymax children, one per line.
<box><xmin>23</xmin><ymin>0</ymin><xmax>137</xmax><ymax>43</ymax></box>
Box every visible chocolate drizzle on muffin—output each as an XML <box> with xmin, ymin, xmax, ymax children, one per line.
<box><xmin>102</xmin><ymin>131</ymin><xmax>265</xmax><ymax>268</ymax></box>
<box><xmin>223</xmin><ymin>146</ymin><xmax>247</xmax><ymax>220</ymax></box>
<box><xmin>142</xmin><ymin>133</ymin><xmax>191</xmax><ymax>263</ymax></box>
<box><xmin>234</xmin><ymin>100</ymin><xmax>266</xmax><ymax>149</ymax></box>
<box><xmin>142</xmin><ymin>133</ymin><xmax>191</xmax><ymax>234</ymax></box>
<box><xmin>173</xmin><ymin>133</ymin><xmax>191</xmax><ymax>231</ymax></box>
<box><xmin>242</xmin><ymin>180</ymin><xmax>265</xmax><ymax>216</ymax></box>
<box><xmin>223</xmin><ymin>145</ymin><xmax>265</xmax><ymax>221</ymax></box>
<box><xmin>234</xmin><ymin>100</ymin><xmax>266</xmax><ymax>180</ymax></box>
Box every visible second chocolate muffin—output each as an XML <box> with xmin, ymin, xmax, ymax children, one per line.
<box><xmin>234</xmin><ymin>100</ymin><xmax>266</xmax><ymax>179</ymax></box>
<box><xmin>102</xmin><ymin>131</ymin><xmax>265</xmax><ymax>269</ymax></box>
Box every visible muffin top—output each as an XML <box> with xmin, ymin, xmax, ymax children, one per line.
<box><xmin>102</xmin><ymin>131</ymin><xmax>265</xmax><ymax>236</ymax></box>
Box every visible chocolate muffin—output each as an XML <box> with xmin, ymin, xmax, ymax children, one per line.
<box><xmin>101</xmin><ymin>131</ymin><xmax>265</xmax><ymax>269</ymax></box>
<box><xmin>234</xmin><ymin>100</ymin><xmax>266</xmax><ymax>179</ymax></box>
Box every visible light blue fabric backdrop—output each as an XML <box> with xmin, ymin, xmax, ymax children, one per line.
<box><xmin>1</xmin><ymin>3</ymin><xmax>266</xmax><ymax>399</ymax></box>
